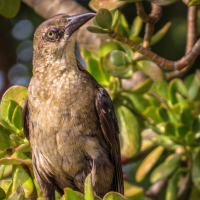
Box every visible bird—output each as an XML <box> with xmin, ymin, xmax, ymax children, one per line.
<box><xmin>22</xmin><ymin>13</ymin><xmax>124</xmax><ymax>200</ymax></box>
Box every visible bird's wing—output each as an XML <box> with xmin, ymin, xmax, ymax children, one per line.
<box><xmin>95</xmin><ymin>87</ymin><xmax>124</xmax><ymax>195</ymax></box>
<box><xmin>22</xmin><ymin>99</ymin><xmax>29</xmax><ymax>140</ymax></box>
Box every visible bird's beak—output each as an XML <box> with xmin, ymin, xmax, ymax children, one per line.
<box><xmin>65</xmin><ymin>13</ymin><xmax>96</xmax><ymax>36</ymax></box>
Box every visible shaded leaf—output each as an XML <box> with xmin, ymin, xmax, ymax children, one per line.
<box><xmin>1</xmin><ymin>86</ymin><xmax>27</xmax><ymax>121</ymax></box>
<box><xmin>12</xmin><ymin>165</ymin><xmax>34</xmax><ymax>198</ymax></box>
<box><xmin>189</xmin><ymin>0</ymin><xmax>200</xmax><ymax>6</ymax></box>
<box><xmin>84</xmin><ymin>173</ymin><xmax>94</xmax><ymax>200</ymax></box>
<box><xmin>87</xmin><ymin>26</ymin><xmax>109</xmax><ymax>34</ymax></box>
<box><xmin>143</xmin><ymin>106</ymin><xmax>162</xmax><ymax>125</ymax></box>
<box><xmin>15</xmin><ymin>143</ymin><xmax>31</xmax><ymax>153</ymax></box>
<box><xmin>157</xmin><ymin>106</ymin><xmax>169</xmax><ymax>122</ymax></box>
<box><xmin>115</xmin><ymin>104</ymin><xmax>141</xmax><ymax>158</ymax></box>
<box><xmin>151</xmin><ymin>81</ymin><xmax>168</xmax><ymax>99</ymax></box>
<box><xmin>181</xmin><ymin>106</ymin><xmax>194</xmax><ymax>125</ymax></box>
<box><xmin>192</xmin><ymin>150</ymin><xmax>200</xmax><ymax>190</ymax></box>
<box><xmin>166</xmin><ymin>168</ymin><xmax>189</xmax><ymax>200</ymax></box>
<box><xmin>8</xmin><ymin>184</ymin><xmax>24</xmax><ymax>200</ymax></box>
<box><xmin>111</xmin><ymin>10</ymin><xmax>119</xmax><ymax>29</ymax></box>
<box><xmin>165</xmin><ymin>122</ymin><xmax>176</xmax><ymax>137</ymax></box>
<box><xmin>0</xmin><ymin>0</ymin><xmax>21</xmax><ymax>18</ymax></box>
<box><xmin>168</xmin><ymin>79</ymin><xmax>188</xmax><ymax>105</ymax></box>
<box><xmin>151</xmin><ymin>22</ymin><xmax>172</xmax><ymax>45</ymax></box>
<box><xmin>136</xmin><ymin>146</ymin><xmax>164</xmax><ymax>182</ymax></box>
<box><xmin>150</xmin><ymin>153</ymin><xmax>184</xmax><ymax>183</ymax></box>
<box><xmin>0</xmin><ymin>187</ymin><xmax>6</xmax><ymax>199</ymax></box>
<box><xmin>103</xmin><ymin>192</ymin><xmax>126</xmax><ymax>200</ymax></box>
<box><xmin>136</xmin><ymin>60</ymin><xmax>165</xmax><ymax>81</ymax></box>
<box><xmin>12</xmin><ymin>105</ymin><xmax>23</xmax><ymax>130</ymax></box>
<box><xmin>130</xmin><ymin>16</ymin><xmax>143</xmax><ymax>37</ymax></box>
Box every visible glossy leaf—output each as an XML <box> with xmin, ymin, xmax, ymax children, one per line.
<box><xmin>12</xmin><ymin>165</ymin><xmax>34</xmax><ymax>198</ymax></box>
<box><xmin>136</xmin><ymin>146</ymin><xmax>164</xmax><ymax>182</ymax></box>
<box><xmin>95</xmin><ymin>9</ymin><xmax>112</xmax><ymax>29</ymax></box>
<box><xmin>168</xmin><ymin>79</ymin><xmax>189</xmax><ymax>105</ymax></box>
<box><xmin>150</xmin><ymin>153</ymin><xmax>184</xmax><ymax>183</ymax></box>
<box><xmin>166</xmin><ymin>168</ymin><xmax>189</xmax><ymax>200</ymax></box>
<box><xmin>184</xmin><ymin>74</ymin><xmax>199</xmax><ymax>100</ymax></box>
<box><xmin>103</xmin><ymin>50</ymin><xmax>133</xmax><ymax>78</ymax></box>
<box><xmin>89</xmin><ymin>0</ymin><xmax>125</xmax><ymax>11</ymax></box>
<box><xmin>0</xmin><ymin>125</ymin><xmax>16</xmax><ymax>150</ymax></box>
<box><xmin>0</xmin><ymin>187</ymin><xmax>6</xmax><ymax>199</ymax></box>
<box><xmin>0</xmin><ymin>0</ymin><xmax>21</xmax><ymax>18</ymax></box>
<box><xmin>8</xmin><ymin>184</ymin><xmax>24</xmax><ymax>200</ymax></box>
<box><xmin>124</xmin><ymin>181</ymin><xmax>145</xmax><ymax>199</ymax></box>
<box><xmin>99</xmin><ymin>41</ymin><xmax>121</xmax><ymax>57</ymax></box>
<box><xmin>115</xmin><ymin>104</ymin><xmax>141</xmax><ymax>158</ymax></box>
<box><xmin>103</xmin><ymin>192</ymin><xmax>126</xmax><ymax>200</ymax></box>
<box><xmin>136</xmin><ymin>60</ymin><xmax>165</xmax><ymax>81</ymax></box>
<box><xmin>64</xmin><ymin>188</ymin><xmax>84</xmax><ymax>200</ymax></box>
<box><xmin>126</xmin><ymin>78</ymin><xmax>153</xmax><ymax>94</ymax></box>
<box><xmin>7</xmin><ymin>100</ymin><xmax>18</xmax><ymax>123</ymax></box>
<box><xmin>87</xmin><ymin>26</ymin><xmax>110</xmax><ymax>34</ymax></box>
<box><xmin>111</xmin><ymin>10</ymin><xmax>119</xmax><ymax>29</ymax></box>
<box><xmin>189</xmin><ymin>0</ymin><xmax>200</xmax><ymax>6</ymax></box>
<box><xmin>87</xmin><ymin>57</ymin><xmax>109</xmax><ymax>87</ymax></box>
<box><xmin>10</xmin><ymin>134</ymin><xmax>22</xmax><ymax>145</ymax></box>
<box><xmin>15</xmin><ymin>143</ymin><xmax>31</xmax><ymax>153</ymax></box>
<box><xmin>1</xmin><ymin>180</ymin><xmax>12</xmax><ymax>198</ymax></box>
<box><xmin>1</xmin><ymin>86</ymin><xmax>27</xmax><ymax>121</ymax></box>
<box><xmin>84</xmin><ymin>173</ymin><xmax>94</xmax><ymax>200</ymax></box>
<box><xmin>130</xmin><ymin>16</ymin><xmax>143</xmax><ymax>37</ymax></box>
<box><xmin>12</xmin><ymin>105</ymin><xmax>23</xmax><ymax>130</ymax></box>
<box><xmin>151</xmin><ymin>22</ymin><xmax>172</xmax><ymax>45</ymax></box>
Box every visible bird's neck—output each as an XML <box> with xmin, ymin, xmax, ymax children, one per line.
<box><xmin>32</xmin><ymin>50</ymin><xmax>78</xmax><ymax>81</ymax></box>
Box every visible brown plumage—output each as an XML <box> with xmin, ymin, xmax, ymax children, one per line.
<box><xmin>22</xmin><ymin>13</ymin><xmax>124</xmax><ymax>200</ymax></box>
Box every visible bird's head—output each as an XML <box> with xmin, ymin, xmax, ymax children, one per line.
<box><xmin>33</xmin><ymin>13</ymin><xmax>95</xmax><ymax>69</ymax></box>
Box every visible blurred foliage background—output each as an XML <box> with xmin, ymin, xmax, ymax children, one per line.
<box><xmin>0</xmin><ymin>0</ymin><xmax>200</xmax><ymax>200</ymax></box>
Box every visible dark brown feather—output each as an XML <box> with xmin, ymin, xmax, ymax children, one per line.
<box><xmin>22</xmin><ymin>99</ymin><xmax>29</xmax><ymax>140</ymax></box>
<box><xmin>95</xmin><ymin>87</ymin><xmax>124</xmax><ymax>195</ymax></box>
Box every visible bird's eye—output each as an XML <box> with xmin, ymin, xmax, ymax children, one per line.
<box><xmin>47</xmin><ymin>31</ymin><xmax>55</xmax><ymax>38</ymax></box>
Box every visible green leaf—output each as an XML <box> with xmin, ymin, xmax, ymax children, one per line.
<box><xmin>12</xmin><ymin>165</ymin><xmax>34</xmax><ymax>198</ymax></box>
<box><xmin>151</xmin><ymin>81</ymin><xmax>168</xmax><ymax>99</ymax></box>
<box><xmin>151</xmin><ymin>22</ymin><xmax>172</xmax><ymax>45</ymax></box>
<box><xmin>168</xmin><ymin>79</ymin><xmax>189</xmax><ymax>105</ymax></box>
<box><xmin>189</xmin><ymin>0</ymin><xmax>200</xmax><ymax>6</ymax></box>
<box><xmin>103</xmin><ymin>50</ymin><xmax>133</xmax><ymax>78</ymax></box>
<box><xmin>0</xmin><ymin>165</ymin><xmax>5</xmax><ymax>180</ymax></box>
<box><xmin>15</xmin><ymin>143</ymin><xmax>31</xmax><ymax>153</ymax></box>
<box><xmin>165</xmin><ymin>122</ymin><xmax>176</xmax><ymax>137</ymax></box>
<box><xmin>115</xmin><ymin>104</ymin><xmax>141</xmax><ymax>158</ymax></box>
<box><xmin>0</xmin><ymin>0</ymin><xmax>21</xmax><ymax>18</ymax></box>
<box><xmin>0</xmin><ymin>125</ymin><xmax>16</xmax><ymax>150</ymax></box>
<box><xmin>124</xmin><ymin>181</ymin><xmax>145</xmax><ymax>199</ymax></box>
<box><xmin>176</xmin><ymin>123</ymin><xmax>189</xmax><ymax>138</ymax></box>
<box><xmin>0</xmin><ymin>187</ymin><xmax>6</xmax><ymax>199</ymax></box>
<box><xmin>96</xmin><ymin>9</ymin><xmax>112</xmax><ymax>29</ymax></box>
<box><xmin>136</xmin><ymin>146</ymin><xmax>164</xmax><ymax>182</ymax></box>
<box><xmin>136</xmin><ymin>60</ymin><xmax>165</xmax><ymax>81</ymax></box>
<box><xmin>130</xmin><ymin>16</ymin><xmax>143</xmax><ymax>37</ymax></box>
<box><xmin>166</xmin><ymin>168</ymin><xmax>189</xmax><ymax>200</ymax></box>
<box><xmin>181</xmin><ymin>106</ymin><xmax>194</xmax><ymax>125</ymax></box>
<box><xmin>125</xmin><ymin>78</ymin><xmax>153</xmax><ymax>94</ymax></box>
<box><xmin>87</xmin><ymin>26</ymin><xmax>110</xmax><ymax>34</ymax></box>
<box><xmin>1</xmin><ymin>180</ymin><xmax>12</xmax><ymax>199</ymax></box>
<box><xmin>192</xmin><ymin>150</ymin><xmax>200</xmax><ymax>190</ymax></box>
<box><xmin>116</xmin><ymin>23</ymin><xmax>129</xmax><ymax>38</ymax></box>
<box><xmin>103</xmin><ymin>192</ymin><xmax>126</xmax><ymax>200</ymax></box>
<box><xmin>7</xmin><ymin>100</ymin><xmax>18</xmax><ymax>123</ymax></box>
<box><xmin>89</xmin><ymin>0</ymin><xmax>125</xmax><ymax>11</ymax></box>
<box><xmin>87</xmin><ymin>57</ymin><xmax>109</xmax><ymax>87</ymax></box>
<box><xmin>10</xmin><ymin>134</ymin><xmax>22</xmax><ymax>145</ymax></box>
<box><xmin>99</xmin><ymin>41</ymin><xmax>121</xmax><ymax>57</ymax></box>
<box><xmin>63</xmin><ymin>188</ymin><xmax>84</xmax><ymax>200</ymax></box>
<box><xmin>143</xmin><ymin>106</ymin><xmax>162</xmax><ymax>125</ymax></box>
<box><xmin>184</xmin><ymin>74</ymin><xmax>200</xmax><ymax>100</ymax></box>
<box><xmin>1</xmin><ymin>86</ymin><xmax>27</xmax><ymax>121</ymax></box>
<box><xmin>157</xmin><ymin>106</ymin><xmax>169</xmax><ymax>122</ymax></box>
<box><xmin>8</xmin><ymin>184</ymin><xmax>24</xmax><ymax>200</ymax></box>
<box><xmin>111</xmin><ymin>10</ymin><xmax>119</xmax><ymax>29</ymax></box>
<box><xmin>12</xmin><ymin>105</ymin><xmax>23</xmax><ymax>130</ymax></box>
<box><xmin>84</xmin><ymin>173</ymin><xmax>94</xmax><ymax>200</ymax></box>
<box><xmin>150</xmin><ymin>153</ymin><xmax>184</xmax><ymax>183</ymax></box>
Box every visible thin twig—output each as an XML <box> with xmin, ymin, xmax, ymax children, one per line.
<box><xmin>165</xmin><ymin>6</ymin><xmax>198</xmax><ymax>80</ymax></box>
